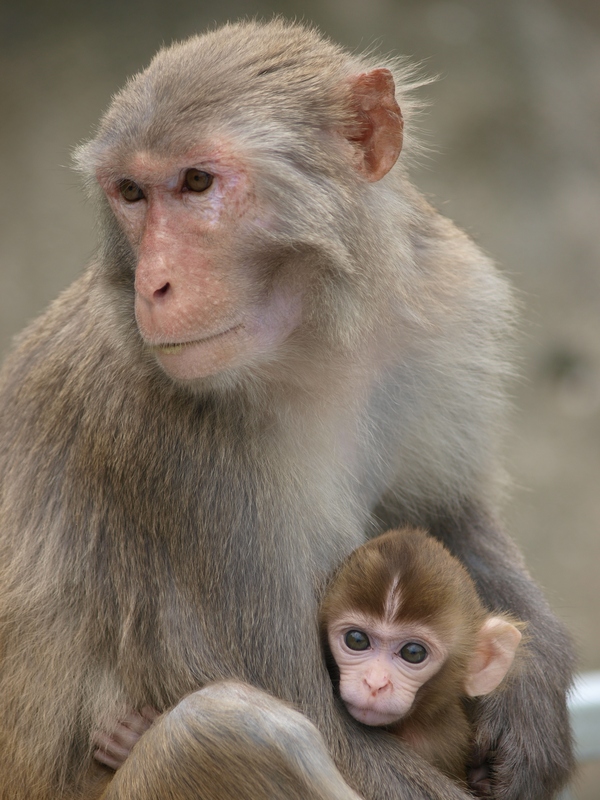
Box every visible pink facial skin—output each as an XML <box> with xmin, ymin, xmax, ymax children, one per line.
<box><xmin>98</xmin><ymin>145</ymin><xmax>302</xmax><ymax>382</ymax></box>
<box><xmin>327</xmin><ymin>612</ymin><xmax>447</xmax><ymax>727</ymax></box>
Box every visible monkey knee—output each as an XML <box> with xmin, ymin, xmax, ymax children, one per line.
<box><xmin>107</xmin><ymin>683</ymin><xmax>360</xmax><ymax>800</ymax></box>
<box><xmin>174</xmin><ymin>680</ymin><xmax>325</xmax><ymax>749</ymax></box>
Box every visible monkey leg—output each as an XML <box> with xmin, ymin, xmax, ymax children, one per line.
<box><xmin>100</xmin><ymin>682</ymin><xmax>472</xmax><ymax>800</ymax></box>
<box><xmin>100</xmin><ymin>682</ymin><xmax>362</xmax><ymax>800</ymax></box>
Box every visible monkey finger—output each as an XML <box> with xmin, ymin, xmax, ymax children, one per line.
<box><xmin>93</xmin><ymin>725</ymin><xmax>141</xmax><ymax>756</ymax></box>
<box><xmin>467</xmin><ymin>746</ymin><xmax>495</xmax><ymax>797</ymax></box>
<box><xmin>467</xmin><ymin>766</ymin><xmax>492</xmax><ymax>797</ymax></box>
<box><xmin>92</xmin><ymin>732</ymin><xmax>133</xmax><ymax>770</ymax></box>
<box><xmin>119</xmin><ymin>708</ymin><xmax>156</xmax><ymax>736</ymax></box>
<box><xmin>111</xmin><ymin>721</ymin><xmax>145</xmax><ymax>750</ymax></box>
<box><xmin>93</xmin><ymin>747</ymin><xmax>127</xmax><ymax>772</ymax></box>
<box><xmin>140</xmin><ymin>705</ymin><xmax>160</xmax><ymax>723</ymax></box>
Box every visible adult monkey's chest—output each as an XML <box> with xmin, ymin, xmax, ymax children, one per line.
<box><xmin>97</xmin><ymin>422</ymin><xmax>340</xmax><ymax>707</ymax></box>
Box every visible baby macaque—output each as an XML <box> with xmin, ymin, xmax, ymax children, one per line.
<box><xmin>319</xmin><ymin>527</ymin><xmax>523</xmax><ymax>784</ymax></box>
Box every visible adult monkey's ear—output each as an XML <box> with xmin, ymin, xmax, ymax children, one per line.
<box><xmin>346</xmin><ymin>68</ymin><xmax>404</xmax><ymax>182</ymax></box>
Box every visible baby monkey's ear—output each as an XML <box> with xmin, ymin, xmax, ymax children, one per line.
<box><xmin>464</xmin><ymin>616</ymin><xmax>522</xmax><ymax>697</ymax></box>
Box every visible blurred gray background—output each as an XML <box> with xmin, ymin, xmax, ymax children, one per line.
<box><xmin>1</xmin><ymin>0</ymin><xmax>599</xmax><ymax>791</ymax></box>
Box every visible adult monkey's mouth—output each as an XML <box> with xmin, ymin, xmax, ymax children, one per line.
<box><xmin>150</xmin><ymin>324</ymin><xmax>243</xmax><ymax>355</ymax></box>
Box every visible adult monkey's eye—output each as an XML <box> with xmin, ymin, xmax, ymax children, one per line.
<box><xmin>399</xmin><ymin>642</ymin><xmax>428</xmax><ymax>664</ymax></box>
<box><xmin>184</xmin><ymin>168</ymin><xmax>213</xmax><ymax>192</ymax></box>
<box><xmin>119</xmin><ymin>180</ymin><xmax>145</xmax><ymax>202</ymax></box>
<box><xmin>344</xmin><ymin>630</ymin><xmax>371</xmax><ymax>651</ymax></box>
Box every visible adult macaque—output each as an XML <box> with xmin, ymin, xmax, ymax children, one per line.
<box><xmin>0</xmin><ymin>18</ymin><xmax>573</xmax><ymax>800</ymax></box>
<box><xmin>321</xmin><ymin>527</ymin><xmax>523</xmax><ymax>784</ymax></box>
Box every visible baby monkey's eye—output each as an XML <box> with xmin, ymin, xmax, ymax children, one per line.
<box><xmin>399</xmin><ymin>642</ymin><xmax>428</xmax><ymax>664</ymax></box>
<box><xmin>184</xmin><ymin>169</ymin><xmax>213</xmax><ymax>192</ymax></box>
<box><xmin>344</xmin><ymin>630</ymin><xmax>370</xmax><ymax>651</ymax></box>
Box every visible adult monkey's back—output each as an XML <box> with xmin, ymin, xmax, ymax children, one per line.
<box><xmin>0</xmin><ymin>19</ymin><xmax>573</xmax><ymax>800</ymax></box>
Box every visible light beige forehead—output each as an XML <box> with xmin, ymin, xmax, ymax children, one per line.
<box><xmin>383</xmin><ymin>577</ymin><xmax>402</xmax><ymax>622</ymax></box>
<box><xmin>328</xmin><ymin>581</ymin><xmax>404</xmax><ymax>635</ymax></box>
<box><xmin>121</xmin><ymin>150</ymin><xmax>173</xmax><ymax>183</ymax></box>
<box><xmin>328</xmin><ymin>610</ymin><xmax>436</xmax><ymax>641</ymax></box>
<box><xmin>96</xmin><ymin>146</ymin><xmax>204</xmax><ymax>184</ymax></box>
<box><xmin>91</xmin><ymin>140</ymin><xmax>247</xmax><ymax>191</ymax></box>
<box><xmin>328</xmin><ymin>610</ymin><xmax>399</xmax><ymax>639</ymax></box>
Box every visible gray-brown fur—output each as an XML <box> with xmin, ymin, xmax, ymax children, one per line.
<box><xmin>0</xmin><ymin>18</ymin><xmax>573</xmax><ymax>800</ymax></box>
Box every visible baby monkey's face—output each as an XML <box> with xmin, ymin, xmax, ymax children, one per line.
<box><xmin>327</xmin><ymin>612</ymin><xmax>447</xmax><ymax>727</ymax></box>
